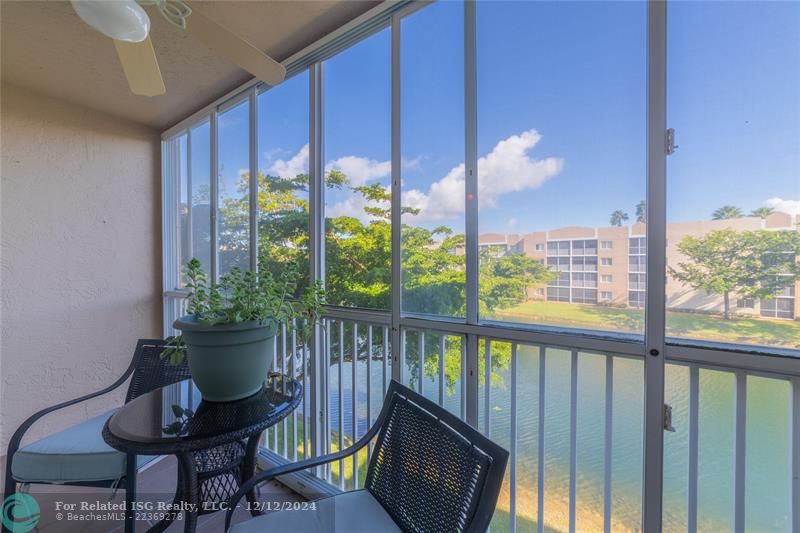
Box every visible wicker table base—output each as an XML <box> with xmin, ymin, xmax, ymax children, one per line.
<box><xmin>148</xmin><ymin>437</ymin><xmax>261</xmax><ymax>533</ymax></box>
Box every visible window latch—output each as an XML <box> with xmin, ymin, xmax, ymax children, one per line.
<box><xmin>663</xmin><ymin>403</ymin><xmax>676</xmax><ymax>432</ymax></box>
<box><xmin>666</xmin><ymin>128</ymin><xmax>678</xmax><ymax>155</ymax></box>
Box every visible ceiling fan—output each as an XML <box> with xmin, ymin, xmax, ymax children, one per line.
<box><xmin>71</xmin><ymin>0</ymin><xmax>286</xmax><ymax>96</ymax></box>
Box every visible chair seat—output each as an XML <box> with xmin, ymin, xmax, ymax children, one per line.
<box><xmin>229</xmin><ymin>489</ymin><xmax>401</xmax><ymax>533</ymax></box>
<box><xmin>11</xmin><ymin>409</ymin><xmax>156</xmax><ymax>484</ymax></box>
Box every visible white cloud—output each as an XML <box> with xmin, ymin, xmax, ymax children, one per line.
<box><xmin>326</xmin><ymin>185</ymin><xmax>391</xmax><ymax>223</ymax></box>
<box><xmin>325</xmin><ymin>156</ymin><xmax>390</xmax><ymax>187</ymax></box>
<box><xmin>267</xmin><ymin>144</ymin><xmax>391</xmax><ymax>187</ymax></box>
<box><xmin>764</xmin><ymin>197</ymin><xmax>800</xmax><ymax>216</ymax></box>
<box><xmin>268</xmin><ymin>144</ymin><xmax>309</xmax><ymax>179</ymax></box>
<box><xmin>404</xmin><ymin>129</ymin><xmax>563</xmax><ymax>222</ymax></box>
<box><xmin>268</xmin><ymin>129</ymin><xmax>563</xmax><ymax>225</ymax></box>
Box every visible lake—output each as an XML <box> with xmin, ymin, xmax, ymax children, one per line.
<box><xmin>319</xmin><ymin>347</ymin><xmax>793</xmax><ymax>532</ymax></box>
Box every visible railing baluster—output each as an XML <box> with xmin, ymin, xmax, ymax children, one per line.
<box><xmin>510</xmin><ymin>343</ymin><xmax>518</xmax><ymax>533</ymax></box>
<box><xmin>485</xmin><ymin>340</ymin><xmax>492</xmax><ymax>436</ymax></box>
<box><xmin>325</xmin><ymin>320</ymin><xmax>332</xmax><ymax>482</ymax></box>
<box><xmin>792</xmin><ymin>377</ymin><xmax>800</xmax><ymax>533</ymax></box>
<box><xmin>438</xmin><ymin>334</ymin><xmax>445</xmax><ymax>407</ymax></box>
<box><xmin>303</xmin><ymin>336</ymin><xmax>309</xmax><ymax>461</ymax></box>
<box><xmin>383</xmin><ymin>325</ymin><xmax>389</xmax><ymax>394</ymax></box>
<box><xmin>401</xmin><ymin>329</ymin><xmax>407</xmax><ymax>385</ymax></box>
<box><xmin>688</xmin><ymin>365</ymin><xmax>699</xmax><ymax>533</ymax></box>
<box><xmin>569</xmin><ymin>350</ymin><xmax>578</xmax><ymax>533</ymax></box>
<box><xmin>461</xmin><ymin>337</ymin><xmax>467</xmax><ymax>420</ymax></box>
<box><xmin>604</xmin><ymin>354</ymin><xmax>613</xmax><ymax>533</ymax></box>
<box><xmin>272</xmin><ymin>334</ymin><xmax>278</xmax><ymax>452</ymax></box>
<box><xmin>338</xmin><ymin>320</ymin><xmax>345</xmax><ymax>490</ymax></box>
<box><xmin>537</xmin><ymin>345</ymin><xmax>546</xmax><ymax>533</ymax></box>
<box><xmin>292</xmin><ymin>321</ymin><xmax>298</xmax><ymax>462</ymax></box>
<box><xmin>734</xmin><ymin>371</ymin><xmax>746</xmax><ymax>533</ymax></box>
<box><xmin>281</xmin><ymin>321</ymin><xmax>288</xmax><ymax>457</ymax></box>
<box><xmin>367</xmin><ymin>325</ymin><xmax>373</xmax><ymax>459</ymax></box>
<box><xmin>352</xmin><ymin>322</ymin><xmax>359</xmax><ymax>489</ymax></box>
<box><xmin>419</xmin><ymin>330</ymin><xmax>426</xmax><ymax>395</ymax></box>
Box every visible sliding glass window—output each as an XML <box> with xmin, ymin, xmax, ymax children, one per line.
<box><xmin>666</xmin><ymin>1</ymin><xmax>800</xmax><ymax>352</ymax></box>
<box><xmin>400</xmin><ymin>1</ymin><xmax>466</xmax><ymax>319</ymax></box>
<box><xmin>476</xmin><ymin>1</ymin><xmax>647</xmax><ymax>336</ymax></box>
<box><xmin>257</xmin><ymin>72</ymin><xmax>310</xmax><ymax>293</ymax></box>
<box><xmin>189</xmin><ymin>121</ymin><xmax>212</xmax><ymax>275</ymax></box>
<box><xmin>217</xmin><ymin>99</ymin><xmax>251</xmax><ymax>277</ymax></box>
<box><xmin>323</xmin><ymin>28</ymin><xmax>391</xmax><ymax>310</ymax></box>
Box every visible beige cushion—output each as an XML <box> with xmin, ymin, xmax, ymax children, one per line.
<box><xmin>230</xmin><ymin>489</ymin><xmax>401</xmax><ymax>533</ymax></box>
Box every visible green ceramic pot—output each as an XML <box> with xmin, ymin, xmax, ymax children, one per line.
<box><xmin>173</xmin><ymin>316</ymin><xmax>277</xmax><ymax>402</ymax></box>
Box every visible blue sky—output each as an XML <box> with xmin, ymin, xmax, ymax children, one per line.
<box><xmin>215</xmin><ymin>0</ymin><xmax>799</xmax><ymax>235</ymax></box>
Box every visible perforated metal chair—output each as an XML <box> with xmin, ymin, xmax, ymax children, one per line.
<box><xmin>3</xmin><ymin>339</ymin><xmax>191</xmax><ymax>533</ymax></box>
<box><xmin>225</xmin><ymin>380</ymin><xmax>509</xmax><ymax>533</ymax></box>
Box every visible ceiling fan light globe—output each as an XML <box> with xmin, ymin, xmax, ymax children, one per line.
<box><xmin>71</xmin><ymin>0</ymin><xmax>150</xmax><ymax>43</ymax></box>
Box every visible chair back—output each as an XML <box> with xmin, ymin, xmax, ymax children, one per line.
<box><xmin>125</xmin><ymin>339</ymin><xmax>192</xmax><ymax>402</ymax></box>
<box><xmin>365</xmin><ymin>381</ymin><xmax>508</xmax><ymax>533</ymax></box>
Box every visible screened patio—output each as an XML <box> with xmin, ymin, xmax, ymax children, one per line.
<box><xmin>3</xmin><ymin>1</ymin><xmax>800</xmax><ymax>532</ymax></box>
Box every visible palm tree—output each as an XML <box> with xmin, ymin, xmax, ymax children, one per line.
<box><xmin>712</xmin><ymin>205</ymin><xmax>744</xmax><ymax>220</ymax></box>
<box><xmin>750</xmin><ymin>207</ymin><xmax>774</xmax><ymax>219</ymax></box>
<box><xmin>609</xmin><ymin>210</ymin><xmax>629</xmax><ymax>227</ymax></box>
<box><xmin>635</xmin><ymin>200</ymin><xmax>646</xmax><ymax>223</ymax></box>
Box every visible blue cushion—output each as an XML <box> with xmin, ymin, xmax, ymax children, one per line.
<box><xmin>229</xmin><ymin>490</ymin><xmax>401</xmax><ymax>533</ymax></box>
<box><xmin>11</xmin><ymin>409</ymin><xmax>156</xmax><ymax>484</ymax></box>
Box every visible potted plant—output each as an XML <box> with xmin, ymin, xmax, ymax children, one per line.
<box><xmin>161</xmin><ymin>257</ymin><xmax>324</xmax><ymax>402</ymax></box>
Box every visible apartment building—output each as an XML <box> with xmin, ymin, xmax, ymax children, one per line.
<box><xmin>482</xmin><ymin>212</ymin><xmax>799</xmax><ymax>320</ymax></box>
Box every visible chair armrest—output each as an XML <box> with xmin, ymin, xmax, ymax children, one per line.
<box><xmin>224</xmin><ymin>422</ymin><xmax>379</xmax><ymax>531</ymax></box>
<box><xmin>4</xmin><ymin>361</ymin><xmax>136</xmax><ymax>473</ymax></box>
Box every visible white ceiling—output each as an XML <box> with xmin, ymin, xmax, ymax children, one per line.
<box><xmin>1</xmin><ymin>0</ymin><xmax>379</xmax><ymax>130</ymax></box>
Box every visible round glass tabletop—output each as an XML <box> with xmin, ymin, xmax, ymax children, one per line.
<box><xmin>104</xmin><ymin>374</ymin><xmax>301</xmax><ymax>454</ymax></box>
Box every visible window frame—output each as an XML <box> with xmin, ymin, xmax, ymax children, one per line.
<box><xmin>161</xmin><ymin>4</ymin><xmax>800</xmax><ymax>530</ymax></box>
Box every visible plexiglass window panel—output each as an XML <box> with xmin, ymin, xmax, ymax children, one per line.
<box><xmin>257</xmin><ymin>72</ymin><xmax>310</xmax><ymax>292</ymax></box>
<box><xmin>400</xmin><ymin>1</ymin><xmax>465</xmax><ymax>318</ymax></box>
<box><xmin>324</xmin><ymin>29</ymin><xmax>391</xmax><ymax>310</ymax></box>
<box><xmin>476</xmin><ymin>0</ymin><xmax>647</xmax><ymax>333</ymax></box>
<box><xmin>190</xmin><ymin>121</ymin><xmax>212</xmax><ymax>275</ymax></box>
<box><xmin>176</xmin><ymin>133</ymin><xmax>190</xmax><ymax>280</ymax></box>
<box><xmin>666</xmin><ymin>1</ymin><xmax>800</xmax><ymax>350</ymax></box>
<box><xmin>217</xmin><ymin>100</ymin><xmax>251</xmax><ymax>276</ymax></box>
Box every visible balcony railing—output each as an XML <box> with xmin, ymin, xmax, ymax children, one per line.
<box><xmin>164</xmin><ymin>296</ymin><xmax>799</xmax><ymax>532</ymax></box>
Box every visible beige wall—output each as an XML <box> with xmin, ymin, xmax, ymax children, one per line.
<box><xmin>0</xmin><ymin>84</ymin><xmax>162</xmax><ymax>452</ymax></box>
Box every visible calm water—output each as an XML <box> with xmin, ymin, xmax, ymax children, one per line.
<box><xmin>322</xmin><ymin>350</ymin><xmax>792</xmax><ymax>532</ymax></box>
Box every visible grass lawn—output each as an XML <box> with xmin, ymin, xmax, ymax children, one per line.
<box><xmin>492</xmin><ymin>300</ymin><xmax>800</xmax><ymax>350</ymax></box>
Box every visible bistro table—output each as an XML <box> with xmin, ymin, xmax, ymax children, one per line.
<box><xmin>102</xmin><ymin>374</ymin><xmax>301</xmax><ymax>533</ymax></box>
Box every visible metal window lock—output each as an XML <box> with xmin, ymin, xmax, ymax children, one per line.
<box><xmin>666</xmin><ymin>128</ymin><xmax>679</xmax><ymax>155</ymax></box>
<box><xmin>663</xmin><ymin>404</ymin><xmax>676</xmax><ymax>432</ymax></box>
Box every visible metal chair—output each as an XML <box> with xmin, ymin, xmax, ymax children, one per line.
<box><xmin>3</xmin><ymin>339</ymin><xmax>191</xmax><ymax>533</ymax></box>
<box><xmin>225</xmin><ymin>380</ymin><xmax>509</xmax><ymax>533</ymax></box>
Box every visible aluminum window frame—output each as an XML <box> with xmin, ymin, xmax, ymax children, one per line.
<box><xmin>160</xmin><ymin>2</ymin><xmax>800</xmax><ymax>530</ymax></box>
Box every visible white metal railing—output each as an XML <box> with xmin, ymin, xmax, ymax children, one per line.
<box><xmin>163</xmin><ymin>295</ymin><xmax>799</xmax><ymax>532</ymax></box>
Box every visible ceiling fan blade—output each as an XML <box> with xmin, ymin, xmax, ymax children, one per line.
<box><xmin>185</xmin><ymin>8</ymin><xmax>286</xmax><ymax>87</ymax></box>
<box><xmin>113</xmin><ymin>36</ymin><xmax>166</xmax><ymax>96</ymax></box>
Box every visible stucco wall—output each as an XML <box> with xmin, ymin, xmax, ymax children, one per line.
<box><xmin>0</xmin><ymin>83</ymin><xmax>162</xmax><ymax>453</ymax></box>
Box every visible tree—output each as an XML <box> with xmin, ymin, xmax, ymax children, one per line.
<box><xmin>635</xmin><ymin>200</ymin><xmax>646</xmax><ymax>224</ymax></box>
<box><xmin>712</xmin><ymin>205</ymin><xmax>744</xmax><ymax>220</ymax></box>
<box><xmin>668</xmin><ymin>229</ymin><xmax>800</xmax><ymax>320</ymax></box>
<box><xmin>750</xmin><ymin>207</ymin><xmax>774</xmax><ymax>219</ymax></box>
<box><xmin>216</xmin><ymin>165</ymin><xmax>557</xmax><ymax>391</ymax></box>
<box><xmin>609</xmin><ymin>210</ymin><xmax>629</xmax><ymax>227</ymax></box>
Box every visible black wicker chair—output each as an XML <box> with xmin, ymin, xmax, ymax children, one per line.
<box><xmin>225</xmin><ymin>380</ymin><xmax>509</xmax><ymax>533</ymax></box>
<box><xmin>3</xmin><ymin>339</ymin><xmax>191</xmax><ymax>533</ymax></box>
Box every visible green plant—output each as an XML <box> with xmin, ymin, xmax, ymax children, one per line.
<box><xmin>161</xmin><ymin>256</ymin><xmax>325</xmax><ymax>364</ymax></box>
